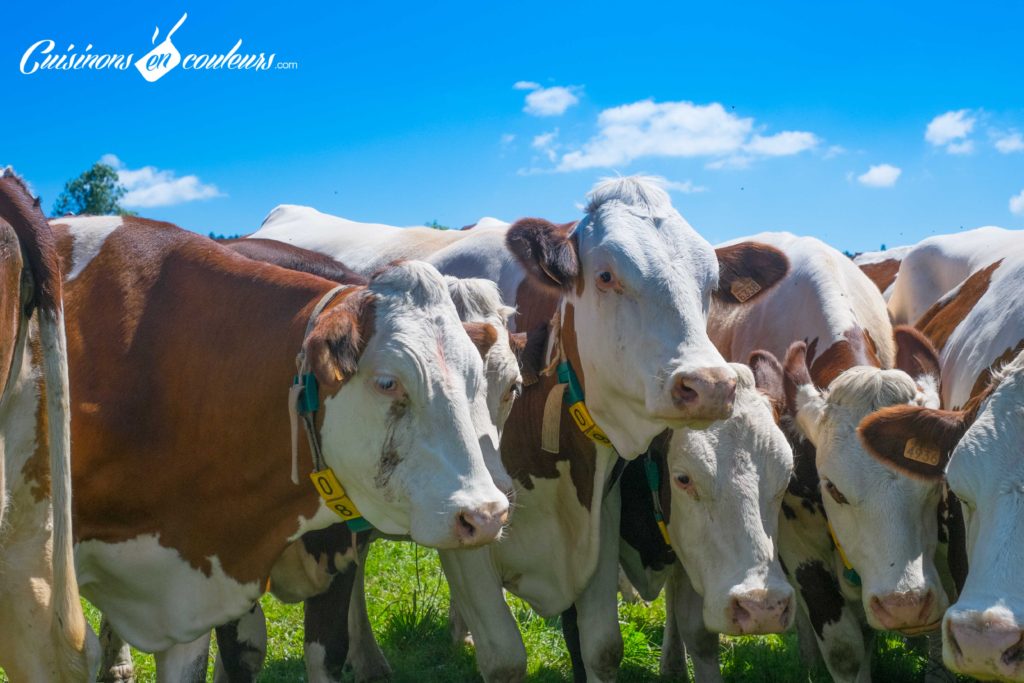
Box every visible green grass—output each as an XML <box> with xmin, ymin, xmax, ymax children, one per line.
<box><xmin>4</xmin><ymin>541</ymin><xmax>956</xmax><ymax>681</ymax></box>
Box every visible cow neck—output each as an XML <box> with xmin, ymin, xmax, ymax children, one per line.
<box><xmin>289</xmin><ymin>284</ymin><xmax>372</xmax><ymax>533</ymax></box>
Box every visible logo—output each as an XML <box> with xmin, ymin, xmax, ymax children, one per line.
<box><xmin>19</xmin><ymin>13</ymin><xmax>297</xmax><ymax>82</ymax></box>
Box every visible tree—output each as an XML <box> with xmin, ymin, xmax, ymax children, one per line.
<box><xmin>52</xmin><ymin>162</ymin><xmax>135</xmax><ymax>217</ymax></box>
<box><xmin>425</xmin><ymin>219</ymin><xmax>449</xmax><ymax>230</ymax></box>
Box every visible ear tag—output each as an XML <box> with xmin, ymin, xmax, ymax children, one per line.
<box><xmin>904</xmin><ymin>438</ymin><xmax>941</xmax><ymax>466</ymax></box>
<box><xmin>730</xmin><ymin>277</ymin><xmax>762</xmax><ymax>303</ymax></box>
<box><xmin>310</xmin><ymin>468</ymin><xmax>363</xmax><ymax>522</ymax></box>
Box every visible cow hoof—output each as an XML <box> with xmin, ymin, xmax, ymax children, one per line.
<box><xmin>352</xmin><ymin>657</ymin><xmax>393</xmax><ymax>682</ymax></box>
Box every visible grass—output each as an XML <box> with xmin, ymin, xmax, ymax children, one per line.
<box><xmin>4</xmin><ymin>541</ymin><xmax>956</xmax><ymax>682</ymax></box>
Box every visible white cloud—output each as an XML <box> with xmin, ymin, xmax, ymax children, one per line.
<box><xmin>995</xmin><ymin>131</ymin><xmax>1024</xmax><ymax>153</ymax></box>
<box><xmin>513</xmin><ymin>81</ymin><xmax>540</xmax><ymax>91</ymax></box>
<box><xmin>101</xmin><ymin>154</ymin><xmax>222</xmax><ymax>208</ymax></box>
<box><xmin>1011</xmin><ymin>189</ymin><xmax>1024</xmax><ymax>216</ymax></box>
<box><xmin>553</xmin><ymin>99</ymin><xmax>818</xmax><ymax>172</ymax></box>
<box><xmin>857</xmin><ymin>163</ymin><xmax>902</xmax><ymax>188</ymax></box>
<box><xmin>823</xmin><ymin>145</ymin><xmax>846</xmax><ymax>159</ymax></box>
<box><xmin>925</xmin><ymin>109</ymin><xmax>976</xmax><ymax>153</ymax></box>
<box><xmin>531</xmin><ymin>129</ymin><xmax>560</xmax><ymax>162</ymax></box>
<box><xmin>658</xmin><ymin>178</ymin><xmax>708</xmax><ymax>194</ymax></box>
<box><xmin>521</xmin><ymin>85</ymin><xmax>580</xmax><ymax>117</ymax></box>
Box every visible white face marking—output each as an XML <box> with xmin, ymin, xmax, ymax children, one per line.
<box><xmin>53</xmin><ymin>216</ymin><xmax>123</xmax><ymax>280</ymax></box>
<box><xmin>796</xmin><ymin>367</ymin><xmax>949</xmax><ymax>631</ymax></box>
<box><xmin>75</xmin><ymin>534</ymin><xmax>261</xmax><ymax>653</ymax></box>
<box><xmin>667</xmin><ymin>365</ymin><xmax>794</xmax><ymax>633</ymax></box>
<box><xmin>318</xmin><ymin>262</ymin><xmax>508</xmax><ymax>548</ymax></box>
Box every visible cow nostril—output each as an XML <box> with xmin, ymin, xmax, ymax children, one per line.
<box><xmin>730</xmin><ymin>598</ymin><xmax>752</xmax><ymax>626</ymax></box>
<box><xmin>672</xmin><ymin>380</ymin><xmax>699</xmax><ymax>406</ymax></box>
<box><xmin>457</xmin><ymin>512</ymin><xmax>476</xmax><ymax>539</ymax></box>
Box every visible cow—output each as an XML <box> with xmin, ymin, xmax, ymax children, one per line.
<box><xmin>250</xmin><ymin>176</ymin><xmax>792</xmax><ymax>681</ymax></box>
<box><xmin>852</xmin><ymin>245</ymin><xmax>912</xmax><ymax>300</ymax></box>
<box><xmin>50</xmin><ymin>214</ymin><xmax>510</xmax><ymax>680</ymax></box>
<box><xmin>859</xmin><ymin>251</ymin><xmax>1024</xmax><ymax>681</ymax></box>
<box><xmin>0</xmin><ymin>169</ymin><xmax>99</xmax><ymax>681</ymax></box>
<box><xmin>886</xmin><ymin>226</ymin><xmax>1022</xmax><ymax>325</ymax></box>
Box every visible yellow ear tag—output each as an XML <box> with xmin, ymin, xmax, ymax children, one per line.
<box><xmin>730</xmin><ymin>277</ymin><xmax>762</xmax><ymax>303</ymax></box>
<box><xmin>309</xmin><ymin>468</ymin><xmax>362</xmax><ymax>521</ymax></box>
<box><xmin>567</xmin><ymin>401</ymin><xmax>612</xmax><ymax>446</ymax></box>
<box><xmin>904</xmin><ymin>438</ymin><xmax>941</xmax><ymax>466</ymax></box>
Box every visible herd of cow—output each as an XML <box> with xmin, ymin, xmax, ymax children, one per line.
<box><xmin>1</xmin><ymin>165</ymin><xmax>1022</xmax><ymax>683</ymax></box>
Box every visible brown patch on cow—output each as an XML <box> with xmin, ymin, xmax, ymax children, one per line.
<box><xmin>713</xmin><ymin>241</ymin><xmax>789</xmax><ymax>305</ymax></box>
<box><xmin>806</xmin><ymin>327</ymin><xmax>881</xmax><ymax>388</ymax></box>
<box><xmin>65</xmin><ymin>216</ymin><xmax>372</xmax><ymax>584</ymax></box>
<box><xmin>857</xmin><ymin>404</ymin><xmax>974</xmax><ymax>481</ymax></box>
<box><xmin>893</xmin><ymin>325</ymin><xmax>941</xmax><ymax>380</ymax></box>
<box><xmin>0</xmin><ymin>170</ymin><xmax>63</xmax><ymax>314</ymax></box>
<box><xmin>0</xmin><ymin>220</ymin><xmax>25</xmax><ymax>398</ymax></box>
<box><xmin>969</xmin><ymin>339</ymin><xmax>1024</xmax><ymax>402</ymax></box>
<box><xmin>858</xmin><ymin>258</ymin><xmax>901</xmax><ymax>294</ymax></box>
<box><xmin>21</xmin><ymin>338</ymin><xmax>52</xmax><ymax>502</ymax></box>
<box><xmin>463</xmin><ymin>322</ymin><xmax>498</xmax><ymax>360</ymax></box>
<box><xmin>917</xmin><ymin>260</ymin><xmax>1002</xmax><ymax>352</ymax></box>
<box><xmin>501</xmin><ymin>278</ymin><xmax>596</xmax><ymax>510</ymax></box>
<box><xmin>224</xmin><ymin>238</ymin><xmax>368</xmax><ymax>286</ymax></box>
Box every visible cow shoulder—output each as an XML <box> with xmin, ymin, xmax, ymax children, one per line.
<box><xmin>714</xmin><ymin>241</ymin><xmax>789</xmax><ymax>305</ymax></box>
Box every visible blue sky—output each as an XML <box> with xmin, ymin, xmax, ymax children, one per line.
<box><xmin>2</xmin><ymin>0</ymin><xmax>1022</xmax><ymax>251</ymax></box>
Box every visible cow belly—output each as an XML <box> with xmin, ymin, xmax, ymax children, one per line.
<box><xmin>491</xmin><ymin>457</ymin><xmax>611</xmax><ymax>616</ymax></box>
<box><xmin>75</xmin><ymin>534</ymin><xmax>262</xmax><ymax>653</ymax></box>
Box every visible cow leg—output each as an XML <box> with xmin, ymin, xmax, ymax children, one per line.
<box><xmin>571</xmin><ymin>486</ymin><xmax>624</xmax><ymax>683</ymax></box>
<box><xmin>794</xmin><ymin>604</ymin><xmax>823</xmax><ymax>668</ymax></box>
<box><xmin>922</xmin><ymin>632</ymin><xmax>955</xmax><ymax>683</ymax></box>
<box><xmin>155</xmin><ymin>633</ymin><xmax>211</xmax><ymax>683</ymax></box>
<box><xmin>449</xmin><ymin>593</ymin><xmax>473</xmax><ymax>647</ymax></box>
<box><xmin>560</xmin><ymin>605</ymin><xmax>586</xmax><ymax>683</ymax></box>
<box><xmin>98</xmin><ymin>615</ymin><xmax>135</xmax><ymax>682</ymax></box>
<box><xmin>303</xmin><ymin>561</ymin><xmax>361</xmax><ymax>683</ymax></box>
<box><xmin>664</xmin><ymin>563</ymin><xmax>721</xmax><ymax>683</ymax></box>
<box><xmin>213</xmin><ymin>602</ymin><xmax>267</xmax><ymax>683</ymax></box>
<box><xmin>344</xmin><ymin>546</ymin><xmax>393</xmax><ymax>682</ymax></box>
<box><xmin>440</xmin><ymin>547</ymin><xmax>526</xmax><ymax>682</ymax></box>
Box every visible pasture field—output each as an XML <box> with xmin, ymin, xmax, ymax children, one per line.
<box><xmin>33</xmin><ymin>541</ymin><xmax>961</xmax><ymax>682</ymax></box>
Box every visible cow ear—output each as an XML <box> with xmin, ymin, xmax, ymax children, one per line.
<box><xmin>506</xmin><ymin>218</ymin><xmax>579</xmax><ymax>291</ymax></box>
<box><xmin>894</xmin><ymin>325</ymin><xmax>941</xmax><ymax>380</ymax></box>
<box><xmin>463</xmin><ymin>322</ymin><xmax>498</xmax><ymax>360</ymax></box>
<box><xmin>714</xmin><ymin>242</ymin><xmax>789</xmax><ymax>304</ymax></box>
<box><xmin>304</xmin><ymin>290</ymin><xmax>376</xmax><ymax>394</ymax></box>
<box><xmin>783</xmin><ymin>341</ymin><xmax>825</xmax><ymax>443</ymax></box>
<box><xmin>748</xmin><ymin>350</ymin><xmax>785</xmax><ymax>418</ymax></box>
<box><xmin>857</xmin><ymin>404</ymin><xmax>967</xmax><ymax>481</ymax></box>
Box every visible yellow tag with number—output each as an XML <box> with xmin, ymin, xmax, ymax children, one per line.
<box><xmin>567</xmin><ymin>401</ymin><xmax>612</xmax><ymax>446</ymax></box>
<box><xmin>309</xmin><ymin>468</ymin><xmax>362</xmax><ymax>521</ymax></box>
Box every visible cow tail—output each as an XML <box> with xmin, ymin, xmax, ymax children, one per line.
<box><xmin>0</xmin><ymin>168</ymin><xmax>98</xmax><ymax>681</ymax></box>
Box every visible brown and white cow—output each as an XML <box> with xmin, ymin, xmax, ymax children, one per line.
<box><xmin>860</xmin><ymin>251</ymin><xmax>1024</xmax><ymax>681</ymax></box>
<box><xmin>886</xmin><ymin>226</ymin><xmax>1023</xmax><ymax>325</ymax></box>
<box><xmin>0</xmin><ymin>169</ymin><xmax>99</xmax><ymax>681</ymax></box>
<box><xmin>853</xmin><ymin>245</ymin><xmax>912</xmax><ymax>300</ymax></box>
<box><xmin>50</xmin><ymin>215</ymin><xmax>510</xmax><ymax>679</ymax></box>
<box><xmin>252</xmin><ymin>177</ymin><xmax>791</xmax><ymax>681</ymax></box>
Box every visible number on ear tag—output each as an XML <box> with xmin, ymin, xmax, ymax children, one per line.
<box><xmin>310</xmin><ymin>468</ymin><xmax>363</xmax><ymax>521</ymax></box>
<box><xmin>730</xmin><ymin>277</ymin><xmax>762</xmax><ymax>303</ymax></box>
<box><xmin>904</xmin><ymin>438</ymin><xmax>942</xmax><ymax>466</ymax></box>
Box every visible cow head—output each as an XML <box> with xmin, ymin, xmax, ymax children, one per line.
<box><xmin>506</xmin><ymin>177</ymin><xmax>789</xmax><ymax>457</ymax></box>
<box><xmin>783</xmin><ymin>328</ymin><xmax>949</xmax><ymax>634</ymax></box>
<box><xmin>859</xmin><ymin>349</ymin><xmax>1024</xmax><ymax>681</ymax></box>
<box><xmin>667</xmin><ymin>357</ymin><xmax>795</xmax><ymax>635</ymax></box>
<box><xmin>445</xmin><ymin>275</ymin><xmax>522</xmax><ymax>499</ymax></box>
<box><xmin>307</xmin><ymin>261</ymin><xmax>510</xmax><ymax>549</ymax></box>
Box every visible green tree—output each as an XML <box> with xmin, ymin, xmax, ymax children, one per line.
<box><xmin>52</xmin><ymin>162</ymin><xmax>135</xmax><ymax>217</ymax></box>
<box><xmin>425</xmin><ymin>219</ymin><xmax>449</xmax><ymax>230</ymax></box>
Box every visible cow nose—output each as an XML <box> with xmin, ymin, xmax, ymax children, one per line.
<box><xmin>727</xmin><ymin>589</ymin><xmax>794</xmax><ymax>635</ymax></box>
<box><xmin>946</xmin><ymin>611</ymin><xmax>1024</xmax><ymax>680</ymax></box>
<box><xmin>669</xmin><ymin>367</ymin><xmax>737</xmax><ymax>422</ymax></box>
<box><xmin>454</xmin><ymin>503</ymin><xmax>508</xmax><ymax>546</ymax></box>
<box><xmin>870</xmin><ymin>590</ymin><xmax>937</xmax><ymax>632</ymax></box>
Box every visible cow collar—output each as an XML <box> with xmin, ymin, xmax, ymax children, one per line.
<box><xmin>289</xmin><ymin>285</ymin><xmax>372</xmax><ymax>534</ymax></box>
<box><xmin>827</xmin><ymin>520</ymin><xmax>861</xmax><ymax>587</ymax></box>
<box><xmin>540</xmin><ymin>299</ymin><xmax>613</xmax><ymax>452</ymax></box>
<box><xmin>642</xmin><ymin>451</ymin><xmax>672</xmax><ymax>548</ymax></box>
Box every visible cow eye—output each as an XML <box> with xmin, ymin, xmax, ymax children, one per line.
<box><xmin>823</xmin><ymin>479</ymin><xmax>849</xmax><ymax>505</ymax></box>
<box><xmin>595</xmin><ymin>270</ymin><xmax>619</xmax><ymax>292</ymax></box>
<box><xmin>507</xmin><ymin>381</ymin><xmax>523</xmax><ymax>401</ymax></box>
<box><xmin>373</xmin><ymin>375</ymin><xmax>404</xmax><ymax>398</ymax></box>
<box><xmin>674</xmin><ymin>473</ymin><xmax>698</xmax><ymax>498</ymax></box>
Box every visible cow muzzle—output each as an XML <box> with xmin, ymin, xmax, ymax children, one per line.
<box><xmin>869</xmin><ymin>589</ymin><xmax>942</xmax><ymax>634</ymax></box>
<box><xmin>946</xmin><ymin>608</ymin><xmax>1024</xmax><ymax>681</ymax></box>
<box><xmin>454</xmin><ymin>501</ymin><xmax>509</xmax><ymax>547</ymax></box>
<box><xmin>663</xmin><ymin>366</ymin><xmax>737</xmax><ymax>425</ymax></box>
<box><xmin>725</xmin><ymin>587</ymin><xmax>794</xmax><ymax>635</ymax></box>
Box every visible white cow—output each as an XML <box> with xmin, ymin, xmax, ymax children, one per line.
<box><xmin>253</xmin><ymin>177</ymin><xmax>793</xmax><ymax>681</ymax></box>
<box><xmin>860</xmin><ymin>250</ymin><xmax>1024</xmax><ymax>681</ymax></box>
<box><xmin>886</xmin><ymin>226</ymin><xmax>1023</xmax><ymax>325</ymax></box>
